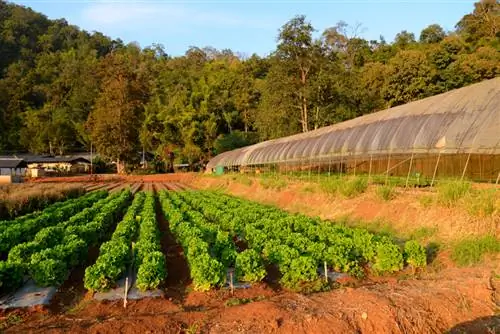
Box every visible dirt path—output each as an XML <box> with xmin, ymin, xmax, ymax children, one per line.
<box><xmin>154</xmin><ymin>195</ymin><xmax>191</xmax><ymax>304</ymax></box>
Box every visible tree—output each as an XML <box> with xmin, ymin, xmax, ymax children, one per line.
<box><xmin>456</xmin><ymin>0</ymin><xmax>500</xmax><ymax>41</ymax></box>
<box><xmin>87</xmin><ymin>49</ymin><xmax>150</xmax><ymax>173</ymax></box>
<box><xmin>276</xmin><ymin>15</ymin><xmax>315</xmax><ymax>133</ymax></box>
<box><xmin>394</xmin><ymin>30</ymin><xmax>416</xmax><ymax>49</ymax></box>
<box><xmin>420</xmin><ymin>24</ymin><xmax>446</xmax><ymax>43</ymax></box>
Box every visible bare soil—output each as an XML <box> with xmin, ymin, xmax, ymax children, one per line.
<box><xmin>2</xmin><ymin>174</ymin><xmax>498</xmax><ymax>333</ymax></box>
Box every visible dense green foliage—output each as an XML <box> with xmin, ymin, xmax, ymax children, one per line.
<box><xmin>161</xmin><ymin>190</ymin><xmax>426</xmax><ymax>290</ymax></box>
<box><xmin>0</xmin><ymin>190</ymin><xmax>107</xmax><ymax>255</ymax></box>
<box><xmin>0</xmin><ymin>190</ymin><xmax>131</xmax><ymax>289</ymax></box>
<box><xmin>84</xmin><ymin>192</ymin><xmax>145</xmax><ymax>291</ymax></box>
<box><xmin>0</xmin><ymin>1</ymin><xmax>498</xmax><ymax>168</ymax></box>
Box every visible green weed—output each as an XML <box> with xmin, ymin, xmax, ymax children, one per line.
<box><xmin>465</xmin><ymin>189</ymin><xmax>498</xmax><ymax>217</ymax></box>
<box><xmin>451</xmin><ymin>235</ymin><xmax>500</xmax><ymax>266</ymax></box>
<box><xmin>409</xmin><ymin>226</ymin><xmax>438</xmax><ymax>241</ymax></box>
<box><xmin>418</xmin><ymin>194</ymin><xmax>434</xmax><ymax>208</ymax></box>
<box><xmin>339</xmin><ymin>177</ymin><xmax>368</xmax><ymax>198</ymax></box>
<box><xmin>376</xmin><ymin>185</ymin><xmax>397</xmax><ymax>201</ymax></box>
<box><xmin>437</xmin><ymin>180</ymin><xmax>471</xmax><ymax>207</ymax></box>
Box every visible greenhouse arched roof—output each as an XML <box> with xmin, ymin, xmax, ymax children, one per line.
<box><xmin>207</xmin><ymin>77</ymin><xmax>500</xmax><ymax>168</ymax></box>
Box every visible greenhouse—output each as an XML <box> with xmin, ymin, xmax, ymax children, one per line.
<box><xmin>207</xmin><ymin>78</ymin><xmax>500</xmax><ymax>183</ymax></box>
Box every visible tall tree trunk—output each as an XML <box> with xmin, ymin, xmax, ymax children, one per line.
<box><xmin>300</xmin><ymin>68</ymin><xmax>309</xmax><ymax>132</ymax></box>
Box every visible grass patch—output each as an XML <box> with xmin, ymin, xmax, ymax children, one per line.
<box><xmin>409</xmin><ymin>226</ymin><xmax>438</xmax><ymax>241</ymax></box>
<box><xmin>437</xmin><ymin>180</ymin><xmax>471</xmax><ymax>207</ymax></box>
<box><xmin>339</xmin><ymin>177</ymin><xmax>368</xmax><ymax>198</ymax></box>
<box><xmin>464</xmin><ymin>188</ymin><xmax>498</xmax><ymax>217</ymax></box>
<box><xmin>0</xmin><ymin>313</ymin><xmax>23</xmax><ymax>330</ymax></box>
<box><xmin>376</xmin><ymin>185</ymin><xmax>397</xmax><ymax>201</ymax></box>
<box><xmin>230</xmin><ymin>174</ymin><xmax>253</xmax><ymax>186</ymax></box>
<box><xmin>451</xmin><ymin>235</ymin><xmax>500</xmax><ymax>266</ymax></box>
<box><xmin>259</xmin><ymin>177</ymin><xmax>288</xmax><ymax>191</ymax></box>
<box><xmin>225</xmin><ymin>295</ymin><xmax>266</xmax><ymax>307</ymax></box>
<box><xmin>418</xmin><ymin>194</ymin><xmax>434</xmax><ymax>208</ymax></box>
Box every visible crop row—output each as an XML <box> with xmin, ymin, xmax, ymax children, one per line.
<box><xmin>0</xmin><ymin>190</ymin><xmax>108</xmax><ymax>254</ymax></box>
<box><xmin>175</xmin><ymin>190</ymin><xmax>427</xmax><ymax>288</ymax></box>
<box><xmin>134</xmin><ymin>192</ymin><xmax>166</xmax><ymax>291</ymax></box>
<box><xmin>85</xmin><ymin>191</ymin><xmax>167</xmax><ymax>292</ymax></box>
<box><xmin>84</xmin><ymin>192</ymin><xmax>146</xmax><ymax>291</ymax></box>
<box><xmin>158</xmin><ymin>191</ymin><xmax>265</xmax><ymax>291</ymax></box>
<box><xmin>0</xmin><ymin>190</ymin><xmax>132</xmax><ymax>293</ymax></box>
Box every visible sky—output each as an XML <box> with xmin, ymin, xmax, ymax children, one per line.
<box><xmin>11</xmin><ymin>0</ymin><xmax>477</xmax><ymax>57</ymax></box>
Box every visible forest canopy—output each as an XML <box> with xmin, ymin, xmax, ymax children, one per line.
<box><xmin>0</xmin><ymin>0</ymin><xmax>498</xmax><ymax>169</ymax></box>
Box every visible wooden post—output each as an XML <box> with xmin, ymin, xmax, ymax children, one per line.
<box><xmin>328</xmin><ymin>156</ymin><xmax>332</xmax><ymax>176</ymax></box>
<box><xmin>461</xmin><ymin>151</ymin><xmax>472</xmax><ymax>181</ymax></box>
<box><xmin>368</xmin><ymin>154</ymin><xmax>373</xmax><ymax>183</ymax></box>
<box><xmin>353</xmin><ymin>156</ymin><xmax>357</xmax><ymax>177</ymax></box>
<box><xmin>495</xmin><ymin>171</ymin><xmax>500</xmax><ymax>185</ymax></box>
<box><xmin>123</xmin><ymin>277</ymin><xmax>129</xmax><ymax>308</ymax></box>
<box><xmin>324</xmin><ymin>261</ymin><xmax>328</xmax><ymax>282</ymax></box>
<box><xmin>229</xmin><ymin>270</ymin><xmax>234</xmax><ymax>296</ymax></box>
<box><xmin>405</xmin><ymin>153</ymin><xmax>414</xmax><ymax>189</ymax></box>
<box><xmin>385</xmin><ymin>153</ymin><xmax>391</xmax><ymax>185</ymax></box>
<box><xmin>431</xmin><ymin>152</ymin><xmax>442</xmax><ymax>188</ymax></box>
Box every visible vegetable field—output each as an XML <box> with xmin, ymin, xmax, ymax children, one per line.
<box><xmin>0</xmin><ymin>186</ymin><xmax>426</xmax><ymax>310</ymax></box>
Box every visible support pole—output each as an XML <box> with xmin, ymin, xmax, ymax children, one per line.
<box><xmin>461</xmin><ymin>151</ymin><xmax>472</xmax><ymax>181</ymax></box>
<box><xmin>431</xmin><ymin>152</ymin><xmax>442</xmax><ymax>188</ymax></box>
<box><xmin>385</xmin><ymin>153</ymin><xmax>391</xmax><ymax>186</ymax></box>
<box><xmin>353</xmin><ymin>156</ymin><xmax>357</xmax><ymax>177</ymax></box>
<box><xmin>405</xmin><ymin>153</ymin><xmax>415</xmax><ymax>189</ymax></box>
<box><xmin>496</xmin><ymin>171</ymin><xmax>500</xmax><ymax>185</ymax></box>
<box><xmin>368</xmin><ymin>154</ymin><xmax>373</xmax><ymax>183</ymax></box>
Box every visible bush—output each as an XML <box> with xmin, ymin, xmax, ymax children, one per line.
<box><xmin>235</xmin><ymin>249</ymin><xmax>266</xmax><ymax>283</ymax></box>
<box><xmin>403</xmin><ymin>240</ymin><xmax>427</xmax><ymax>268</ymax></box>
<box><xmin>451</xmin><ymin>235</ymin><xmax>500</xmax><ymax>266</ymax></box>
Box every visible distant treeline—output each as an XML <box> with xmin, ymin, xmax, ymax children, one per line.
<box><xmin>0</xmin><ymin>0</ymin><xmax>498</xmax><ymax>171</ymax></box>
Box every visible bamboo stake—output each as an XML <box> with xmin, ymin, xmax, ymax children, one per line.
<box><xmin>430</xmin><ymin>152</ymin><xmax>442</xmax><ymax>188</ymax></box>
<box><xmin>324</xmin><ymin>261</ymin><xmax>328</xmax><ymax>282</ymax></box>
<box><xmin>229</xmin><ymin>270</ymin><xmax>234</xmax><ymax>296</ymax></box>
<box><xmin>385</xmin><ymin>153</ymin><xmax>391</xmax><ymax>185</ymax></box>
<box><xmin>461</xmin><ymin>151</ymin><xmax>472</xmax><ymax>181</ymax></box>
<box><xmin>405</xmin><ymin>153</ymin><xmax>414</xmax><ymax>189</ymax></box>
<box><xmin>495</xmin><ymin>171</ymin><xmax>500</xmax><ymax>185</ymax></box>
<box><xmin>368</xmin><ymin>154</ymin><xmax>373</xmax><ymax>183</ymax></box>
<box><xmin>123</xmin><ymin>277</ymin><xmax>129</xmax><ymax>308</ymax></box>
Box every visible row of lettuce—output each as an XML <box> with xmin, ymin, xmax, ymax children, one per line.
<box><xmin>159</xmin><ymin>190</ymin><xmax>427</xmax><ymax>290</ymax></box>
<box><xmin>0</xmin><ymin>189</ymin><xmax>133</xmax><ymax>293</ymax></box>
<box><xmin>0</xmin><ymin>189</ymin><xmax>168</xmax><ymax>295</ymax></box>
<box><xmin>84</xmin><ymin>191</ymin><xmax>167</xmax><ymax>292</ymax></box>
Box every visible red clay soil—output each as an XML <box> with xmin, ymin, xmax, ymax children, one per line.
<box><xmin>3</xmin><ymin>265</ymin><xmax>498</xmax><ymax>333</ymax></box>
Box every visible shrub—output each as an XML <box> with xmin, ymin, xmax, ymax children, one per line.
<box><xmin>403</xmin><ymin>240</ymin><xmax>427</xmax><ymax>268</ymax></box>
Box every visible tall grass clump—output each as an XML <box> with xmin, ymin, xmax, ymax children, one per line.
<box><xmin>451</xmin><ymin>235</ymin><xmax>500</xmax><ymax>266</ymax></box>
<box><xmin>339</xmin><ymin>177</ymin><xmax>368</xmax><ymax>198</ymax></box>
<box><xmin>376</xmin><ymin>185</ymin><xmax>396</xmax><ymax>201</ymax></box>
<box><xmin>465</xmin><ymin>188</ymin><xmax>498</xmax><ymax>217</ymax></box>
<box><xmin>437</xmin><ymin>180</ymin><xmax>471</xmax><ymax>207</ymax></box>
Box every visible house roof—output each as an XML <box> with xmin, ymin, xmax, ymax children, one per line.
<box><xmin>24</xmin><ymin>156</ymin><xmax>91</xmax><ymax>164</ymax></box>
<box><xmin>0</xmin><ymin>159</ymin><xmax>27</xmax><ymax>169</ymax></box>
